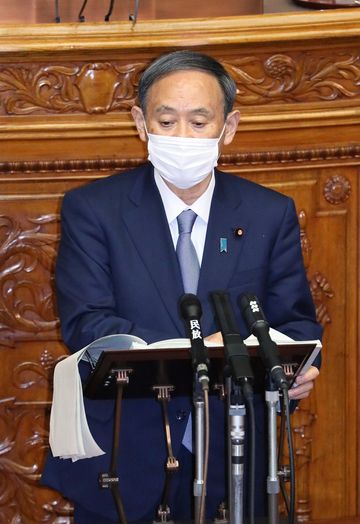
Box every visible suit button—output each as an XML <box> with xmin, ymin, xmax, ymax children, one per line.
<box><xmin>176</xmin><ymin>410</ymin><xmax>187</xmax><ymax>421</ymax></box>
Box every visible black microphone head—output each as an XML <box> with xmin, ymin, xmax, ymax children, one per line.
<box><xmin>238</xmin><ymin>293</ymin><xmax>268</xmax><ymax>332</ymax></box>
<box><xmin>179</xmin><ymin>293</ymin><xmax>202</xmax><ymax>320</ymax></box>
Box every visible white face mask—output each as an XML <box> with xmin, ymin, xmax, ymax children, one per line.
<box><xmin>146</xmin><ymin>126</ymin><xmax>225</xmax><ymax>189</ymax></box>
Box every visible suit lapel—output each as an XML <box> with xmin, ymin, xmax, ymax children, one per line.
<box><xmin>198</xmin><ymin>171</ymin><xmax>250</xmax><ymax>335</ymax></box>
<box><xmin>121</xmin><ymin>167</ymin><xmax>250</xmax><ymax>337</ymax></box>
<box><xmin>122</xmin><ymin>165</ymin><xmax>185</xmax><ymax>335</ymax></box>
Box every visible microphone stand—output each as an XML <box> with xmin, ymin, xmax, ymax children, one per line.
<box><xmin>210</xmin><ymin>290</ymin><xmax>255</xmax><ymax>524</ymax></box>
<box><xmin>54</xmin><ymin>0</ymin><xmax>60</xmax><ymax>22</ymax></box>
<box><xmin>194</xmin><ymin>373</ymin><xmax>206</xmax><ymax>524</ymax></box>
<box><xmin>105</xmin><ymin>0</ymin><xmax>116</xmax><ymax>21</ymax></box>
<box><xmin>265</xmin><ymin>377</ymin><xmax>280</xmax><ymax>524</ymax></box>
<box><xmin>226</xmin><ymin>377</ymin><xmax>246</xmax><ymax>524</ymax></box>
<box><xmin>179</xmin><ymin>294</ymin><xmax>210</xmax><ymax>524</ymax></box>
<box><xmin>129</xmin><ymin>0</ymin><xmax>140</xmax><ymax>24</ymax></box>
<box><xmin>78</xmin><ymin>0</ymin><xmax>88</xmax><ymax>22</ymax></box>
<box><xmin>238</xmin><ymin>293</ymin><xmax>292</xmax><ymax>524</ymax></box>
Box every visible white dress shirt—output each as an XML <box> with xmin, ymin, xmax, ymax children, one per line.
<box><xmin>154</xmin><ymin>169</ymin><xmax>215</xmax><ymax>265</ymax></box>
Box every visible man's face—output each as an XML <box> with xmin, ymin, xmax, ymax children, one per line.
<box><xmin>132</xmin><ymin>69</ymin><xmax>239</xmax><ymax>146</ymax></box>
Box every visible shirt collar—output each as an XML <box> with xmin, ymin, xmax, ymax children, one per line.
<box><xmin>154</xmin><ymin>168</ymin><xmax>215</xmax><ymax>225</ymax></box>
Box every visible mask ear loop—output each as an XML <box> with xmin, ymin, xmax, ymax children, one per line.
<box><xmin>135</xmin><ymin>109</ymin><xmax>149</xmax><ymax>139</ymax></box>
<box><xmin>215</xmin><ymin>123</ymin><xmax>227</xmax><ymax>163</ymax></box>
<box><xmin>142</xmin><ymin>119</ymin><xmax>150</xmax><ymax>139</ymax></box>
<box><xmin>217</xmin><ymin>122</ymin><xmax>227</xmax><ymax>143</ymax></box>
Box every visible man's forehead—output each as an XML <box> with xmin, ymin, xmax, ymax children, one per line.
<box><xmin>145</xmin><ymin>70</ymin><xmax>224</xmax><ymax>108</ymax></box>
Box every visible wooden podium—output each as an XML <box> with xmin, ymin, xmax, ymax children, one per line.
<box><xmin>82</xmin><ymin>341</ymin><xmax>318</xmax><ymax>524</ymax></box>
<box><xmin>83</xmin><ymin>343</ymin><xmax>319</xmax><ymax>399</ymax></box>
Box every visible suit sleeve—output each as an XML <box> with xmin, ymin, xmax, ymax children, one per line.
<box><xmin>55</xmin><ymin>190</ymin><xmax>174</xmax><ymax>352</ymax></box>
<box><xmin>264</xmin><ymin>197</ymin><xmax>322</xmax><ymax>363</ymax></box>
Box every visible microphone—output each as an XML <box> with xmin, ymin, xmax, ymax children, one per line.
<box><xmin>129</xmin><ymin>0</ymin><xmax>140</xmax><ymax>24</ymax></box>
<box><xmin>238</xmin><ymin>293</ymin><xmax>289</xmax><ymax>390</ymax></box>
<box><xmin>105</xmin><ymin>0</ymin><xmax>116</xmax><ymax>21</ymax></box>
<box><xmin>179</xmin><ymin>294</ymin><xmax>209</xmax><ymax>390</ymax></box>
<box><xmin>78</xmin><ymin>0</ymin><xmax>88</xmax><ymax>22</ymax></box>
<box><xmin>211</xmin><ymin>291</ymin><xmax>253</xmax><ymax>388</ymax></box>
<box><xmin>54</xmin><ymin>0</ymin><xmax>60</xmax><ymax>22</ymax></box>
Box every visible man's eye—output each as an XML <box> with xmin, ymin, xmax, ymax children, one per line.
<box><xmin>160</xmin><ymin>121</ymin><xmax>173</xmax><ymax>127</ymax></box>
<box><xmin>193</xmin><ymin>122</ymin><xmax>206</xmax><ymax>128</ymax></box>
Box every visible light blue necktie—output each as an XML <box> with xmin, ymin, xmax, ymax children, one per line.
<box><xmin>176</xmin><ymin>209</ymin><xmax>200</xmax><ymax>453</ymax></box>
<box><xmin>176</xmin><ymin>209</ymin><xmax>200</xmax><ymax>294</ymax></box>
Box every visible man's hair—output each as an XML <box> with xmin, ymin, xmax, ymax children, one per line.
<box><xmin>138</xmin><ymin>50</ymin><xmax>237</xmax><ymax>117</ymax></box>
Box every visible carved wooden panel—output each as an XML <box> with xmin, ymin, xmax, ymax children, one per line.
<box><xmin>0</xmin><ymin>50</ymin><xmax>359</xmax><ymax>116</ymax></box>
<box><xmin>0</xmin><ymin>62</ymin><xmax>146</xmax><ymax>115</ymax></box>
<box><xmin>0</xmin><ymin>213</ymin><xmax>59</xmax><ymax>340</ymax></box>
<box><xmin>225</xmin><ymin>51</ymin><xmax>360</xmax><ymax>106</ymax></box>
<box><xmin>233</xmin><ymin>161</ymin><xmax>357</xmax><ymax>519</ymax></box>
<box><xmin>0</xmin><ymin>195</ymin><xmax>70</xmax><ymax>520</ymax></box>
<box><xmin>0</xmin><ymin>398</ymin><xmax>72</xmax><ymax>523</ymax></box>
<box><xmin>0</xmin><ymin>10</ymin><xmax>358</xmax><ymax>522</ymax></box>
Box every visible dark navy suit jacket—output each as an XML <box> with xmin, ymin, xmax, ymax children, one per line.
<box><xmin>42</xmin><ymin>164</ymin><xmax>322</xmax><ymax>521</ymax></box>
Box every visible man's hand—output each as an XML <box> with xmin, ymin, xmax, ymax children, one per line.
<box><xmin>204</xmin><ymin>331</ymin><xmax>223</xmax><ymax>345</ymax></box>
<box><xmin>288</xmin><ymin>365</ymin><xmax>320</xmax><ymax>400</ymax></box>
<box><xmin>203</xmin><ymin>334</ymin><xmax>319</xmax><ymax>401</ymax></box>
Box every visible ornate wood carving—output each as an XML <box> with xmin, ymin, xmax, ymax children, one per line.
<box><xmin>323</xmin><ymin>174</ymin><xmax>352</xmax><ymax>204</ymax></box>
<box><xmin>0</xmin><ymin>158</ymin><xmax>143</xmax><ymax>174</ymax></box>
<box><xmin>0</xmin><ymin>51</ymin><xmax>359</xmax><ymax>116</ymax></box>
<box><xmin>292</xmin><ymin>405</ymin><xmax>317</xmax><ymax>522</ymax></box>
<box><xmin>298</xmin><ymin>209</ymin><xmax>334</xmax><ymax>327</ymax></box>
<box><xmin>0</xmin><ymin>398</ymin><xmax>73</xmax><ymax>522</ymax></box>
<box><xmin>0</xmin><ymin>215</ymin><xmax>59</xmax><ymax>339</ymax></box>
<box><xmin>225</xmin><ymin>51</ymin><xmax>360</xmax><ymax>105</ymax></box>
<box><xmin>0</xmin><ymin>144</ymin><xmax>359</xmax><ymax>175</ymax></box>
<box><xmin>299</xmin><ymin>209</ymin><xmax>312</xmax><ymax>270</ymax></box>
<box><xmin>309</xmin><ymin>272</ymin><xmax>334</xmax><ymax>327</ymax></box>
<box><xmin>221</xmin><ymin>145</ymin><xmax>360</xmax><ymax>166</ymax></box>
<box><xmin>13</xmin><ymin>350</ymin><xmax>65</xmax><ymax>390</ymax></box>
<box><xmin>0</xmin><ymin>62</ymin><xmax>146</xmax><ymax>115</ymax></box>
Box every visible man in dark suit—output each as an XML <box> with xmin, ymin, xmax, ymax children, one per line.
<box><xmin>42</xmin><ymin>50</ymin><xmax>322</xmax><ymax>523</ymax></box>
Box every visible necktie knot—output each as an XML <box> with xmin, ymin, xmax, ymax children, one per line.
<box><xmin>177</xmin><ymin>209</ymin><xmax>197</xmax><ymax>235</ymax></box>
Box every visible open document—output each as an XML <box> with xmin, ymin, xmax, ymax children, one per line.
<box><xmin>49</xmin><ymin>330</ymin><xmax>321</xmax><ymax>462</ymax></box>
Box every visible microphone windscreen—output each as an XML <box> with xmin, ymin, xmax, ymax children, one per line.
<box><xmin>238</xmin><ymin>293</ymin><xmax>266</xmax><ymax>330</ymax></box>
<box><xmin>179</xmin><ymin>293</ymin><xmax>202</xmax><ymax>320</ymax></box>
<box><xmin>211</xmin><ymin>291</ymin><xmax>239</xmax><ymax>334</ymax></box>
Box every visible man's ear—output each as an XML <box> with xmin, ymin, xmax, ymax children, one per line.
<box><xmin>223</xmin><ymin>110</ymin><xmax>241</xmax><ymax>146</ymax></box>
<box><xmin>131</xmin><ymin>105</ymin><xmax>147</xmax><ymax>142</ymax></box>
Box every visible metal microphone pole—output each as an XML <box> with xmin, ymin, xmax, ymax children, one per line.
<box><xmin>179</xmin><ymin>294</ymin><xmax>210</xmax><ymax>524</ymax></box>
<box><xmin>129</xmin><ymin>0</ymin><xmax>140</xmax><ymax>24</ymax></box>
<box><xmin>194</xmin><ymin>375</ymin><xmax>205</xmax><ymax>524</ymax></box>
<box><xmin>227</xmin><ymin>378</ymin><xmax>246</xmax><ymax>524</ymax></box>
<box><xmin>238</xmin><ymin>293</ymin><xmax>290</xmax><ymax>524</ymax></box>
<box><xmin>210</xmin><ymin>291</ymin><xmax>255</xmax><ymax>524</ymax></box>
<box><xmin>266</xmin><ymin>378</ymin><xmax>280</xmax><ymax>524</ymax></box>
